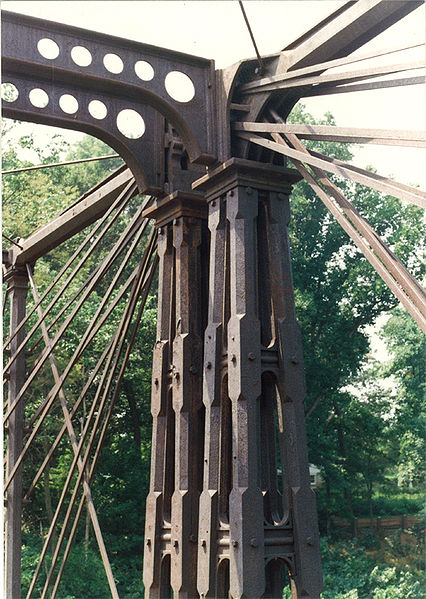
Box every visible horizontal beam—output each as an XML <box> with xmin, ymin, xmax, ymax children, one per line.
<box><xmin>236</xmin><ymin>131</ymin><xmax>426</xmax><ymax>209</ymax></box>
<box><xmin>232</xmin><ymin>123</ymin><xmax>426</xmax><ymax>147</ymax></box>
<box><xmin>282</xmin><ymin>0</ymin><xmax>424</xmax><ymax>71</ymax></box>
<box><xmin>12</xmin><ymin>167</ymin><xmax>136</xmax><ymax>265</ymax></box>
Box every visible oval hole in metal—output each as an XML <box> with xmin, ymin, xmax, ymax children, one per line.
<box><xmin>165</xmin><ymin>71</ymin><xmax>195</xmax><ymax>103</ymax></box>
<box><xmin>29</xmin><ymin>88</ymin><xmax>49</xmax><ymax>109</ymax></box>
<box><xmin>59</xmin><ymin>94</ymin><xmax>79</xmax><ymax>114</ymax></box>
<box><xmin>116</xmin><ymin>109</ymin><xmax>145</xmax><ymax>139</ymax></box>
<box><xmin>135</xmin><ymin>60</ymin><xmax>154</xmax><ymax>81</ymax></box>
<box><xmin>1</xmin><ymin>83</ymin><xmax>19</xmax><ymax>103</ymax></box>
<box><xmin>71</xmin><ymin>46</ymin><xmax>92</xmax><ymax>67</ymax></box>
<box><xmin>103</xmin><ymin>53</ymin><xmax>124</xmax><ymax>74</ymax></box>
<box><xmin>37</xmin><ymin>38</ymin><xmax>60</xmax><ymax>60</ymax></box>
<box><xmin>88</xmin><ymin>99</ymin><xmax>108</xmax><ymax>120</ymax></box>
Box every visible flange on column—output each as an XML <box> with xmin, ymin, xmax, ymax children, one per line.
<box><xmin>142</xmin><ymin>191</ymin><xmax>208</xmax><ymax>598</ymax></box>
<box><xmin>193</xmin><ymin>159</ymin><xmax>323</xmax><ymax>599</ymax></box>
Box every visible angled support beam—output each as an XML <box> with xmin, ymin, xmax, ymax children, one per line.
<box><xmin>12</xmin><ymin>167</ymin><xmax>135</xmax><ymax>265</ymax></box>
<box><xmin>264</xmin><ymin>118</ymin><xmax>426</xmax><ymax>332</ymax></box>
<box><xmin>240</xmin><ymin>60</ymin><xmax>425</xmax><ymax>95</ymax></box>
<box><xmin>26</xmin><ymin>265</ymin><xmax>120</xmax><ymax>599</ymax></box>
<box><xmin>282</xmin><ymin>0</ymin><xmax>424</xmax><ymax>71</ymax></box>
<box><xmin>239</xmin><ymin>41</ymin><xmax>424</xmax><ymax>92</ymax></box>
<box><xmin>236</xmin><ymin>131</ymin><xmax>426</xmax><ymax>209</ymax></box>
<box><xmin>233</xmin><ymin>122</ymin><xmax>426</xmax><ymax>148</ymax></box>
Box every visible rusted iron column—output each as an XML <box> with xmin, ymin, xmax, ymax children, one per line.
<box><xmin>4</xmin><ymin>265</ymin><xmax>29</xmax><ymax>599</ymax></box>
<box><xmin>143</xmin><ymin>192</ymin><xmax>208</xmax><ymax>598</ymax></box>
<box><xmin>194</xmin><ymin>158</ymin><xmax>323</xmax><ymax>599</ymax></box>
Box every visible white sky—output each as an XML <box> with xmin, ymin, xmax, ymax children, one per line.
<box><xmin>2</xmin><ymin>0</ymin><xmax>425</xmax><ymax>187</ymax></box>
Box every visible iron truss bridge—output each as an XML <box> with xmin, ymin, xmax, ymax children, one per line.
<box><xmin>2</xmin><ymin>1</ymin><xmax>425</xmax><ymax>598</ymax></box>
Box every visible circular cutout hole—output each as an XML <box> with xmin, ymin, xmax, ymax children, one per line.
<box><xmin>88</xmin><ymin>100</ymin><xmax>108</xmax><ymax>120</ymax></box>
<box><xmin>135</xmin><ymin>60</ymin><xmax>154</xmax><ymax>81</ymax></box>
<box><xmin>116</xmin><ymin>109</ymin><xmax>145</xmax><ymax>139</ymax></box>
<box><xmin>1</xmin><ymin>83</ymin><xmax>19</xmax><ymax>102</ymax></box>
<box><xmin>59</xmin><ymin>94</ymin><xmax>79</xmax><ymax>114</ymax></box>
<box><xmin>165</xmin><ymin>71</ymin><xmax>195</xmax><ymax>103</ymax></box>
<box><xmin>103</xmin><ymin>53</ymin><xmax>123</xmax><ymax>74</ymax></box>
<box><xmin>29</xmin><ymin>88</ymin><xmax>49</xmax><ymax>108</ymax></box>
<box><xmin>37</xmin><ymin>38</ymin><xmax>60</xmax><ymax>60</ymax></box>
<box><xmin>71</xmin><ymin>46</ymin><xmax>92</xmax><ymax>67</ymax></box>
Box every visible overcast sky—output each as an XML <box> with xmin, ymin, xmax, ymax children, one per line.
<box><xmin>2</xmin><ymin>1</ymin><xmax>425</xmax><ymax>187</ymax></box>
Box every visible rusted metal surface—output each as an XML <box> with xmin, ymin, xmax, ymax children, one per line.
<box><xmin>193</xmin><ymin>159</ymin><xmax>322</xmax><ymax>598</ymax></box>
<box><xmin>143</xmin><ymin>192</ymin><xmax>208</xmax><ymax>597</ymax></box>
<box><xmin>2</xmin><ymin>1</ymin><xmax>425</xmax><ymax>597</ymax></box>
<box><xmin>2</xmin><ymin>11</ymin><xmax>217</xmax><ymax>193</ymax></box>
<box><xmin>4</xmin><ymin>266</ymin><xmax>28</xmax><ymax>599</ymax></box>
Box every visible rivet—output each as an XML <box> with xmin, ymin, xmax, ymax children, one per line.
<box><xmin>250</xmin><ymin>538</ymin><xmax>258</xmax><ymax>547</ymax></box>
<box><xmin>232</xmin><ymin>540</ymin><xmax>238</xmax><ymax>547</ymax></box>
<box><xmin>278</xmin><ymin>193</ymin><xmax>286</xmax><ymax>200</ymax></box>
<box><xmin>306</xmin><ymin>536</ymin><xmax>313</xmax><ymax>546</ymax></box>
<box><xmin>146</xmin><ymin>538</ymin><xmax>151</xmax><ymax>546</ymax></box>
<box><xmin>291</xmin><ymin>356</ymin><xmax>298</xmax><ymax>364</ymax></box>
<box><xmin>231</xmin><ymin>354</ymin><xmax>236</xmax><ymax>363</ymax></box>
<box><xmin>245</xmin><ymin>187</ymin><xmax>253</xmax><ymax>195</ymax></box>
<box><xmin>189</xmin><ymin>534</ymin><xmax>197</xmax><ymax>543</ymax></box>
<box><xmin>159</xmin><ymin>226</ymin><xmax>164</xmax><ymax>234</ymax></box>
<box><xmin>172</xmin><ymin>539</ymin><xmax>178</xmax><ymax>547</ymax></box>
<box><xmin>201</xmin><ymin>539</ymin><xmax>207</xmax><ymax>547</ymax></box>
<box><xmin>189</xmin><ymin>365</ymin><xmax>198</xmax><ymax>374</ymax></box>
<box><xmin>173</xmin><ymin>218</ymin><xmax>179</xmax><ymax>226</ymax></box>
<box><xmin>174</xmin><ymin>371</ymin><xmax>180</xmax><ymax>380</ymax></box>
<box><xmin>154</xmin><ymin>378</ymin><xmax>159</xmax><ymax>386</ymax></box>
<box><xmin>229</xmin><ymin>190</ymin><xmax>234</xmax><ymax>197</ymax></box>
<box><xmin>211</xmin><ymin>200</ymin><xmax>216</xmax><ymax>206</ymax></box>
<box><xmin>206</xmin><ymin>361</ymin><xmax>212</xmax><ymax>369</ymax></box>
<box><xmin>248</xmin><ymin>352</ymin><xmax>256</xmax><ymax>361</ymax></box>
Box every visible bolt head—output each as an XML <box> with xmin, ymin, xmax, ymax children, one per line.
<box><xmin>306</xmin><ymin>536</ymin><xmax>313</xmax><ymax>546</ymax></box>
<box><xmin>206</xmin><ymin>361</ymin><xmax>212</xmax><ymax>369</ymax></box>
<box><xmin>189</xmin><ymin>365</ymin><xmax>198</xmax><ymax>374</ymax></box>
<box><xmin>232</xmin><ymin>540</ymin><xmax>238</xmax><ymax>547</ymax></box>
<box><xmin>250</xmin><ymin>538</ymin><xmax>258</xmax><ymax>547</ymax></box>
<box><xmin>248</xmin><ymin>352</ymin><xmax>256</xmax><ymax>361</ymax></box>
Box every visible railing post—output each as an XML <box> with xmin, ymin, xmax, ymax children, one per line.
<box><xmin>4</xmin><ymin>264</ymin><xmax>29</xmax><ymax>599</ymax></box>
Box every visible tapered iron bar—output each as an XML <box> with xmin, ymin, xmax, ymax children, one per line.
<box><xmin>27</xmin><ymin>264</ymin><xmax>120</xmax><ymax>599</ymax></box>
<box><xmin>28</xmin><ymin>207</ymin><xmax>150</xmax><ymax>358</ymax></box>
<box><xmin>267</xmin><ymin>120</ymin><xmax>426</xmax><ymax>315</ymax></box>
<box><xmin>239</xmin><ymin>41</ymin><xmax>424</xmax><ymax>92</ymax></box>
<box><xmin>3</xmin><ymin>179</ymin><xmax>137</xmax><ymax>353</ymax></box>
<box><xmin>5</xmin><ymin>230</ymin><xmax>155</xmax><ymax>492</ymax></box>
<box><xmin>264</xmin><ymin>129</ymin><xmax>426</xmax><ymax>332</ymax></box>
<box><xmin>233</xmin><ymin>122</ymin><xmax>426</xmax><ymax>147</ymax></box>
<box><xmin>302</xmin><ymin>75</ymin><xmax>425</xmax><ymax>96</ymax></box>
<box><xmin>240</xmin><ymin>60</ymin><xmax>425</xmax><ymax>94</ymax></box>
<box><xmin>4</xmin><ymin>184</ymin><xmax>140</xmax><ymax>372</ymax></box>
<box><xmin>23</xmin><ymin>331</ymin><xmax>119</xmax><ymax>501</ymax></box>
<box><xmin>3</xmin><ymin>201</ymin><xmax>148</xmax><ymax>423</ymax></box>
<box><xmin>236</xmin><ymin>131</ymin><xmax>426</xmax><ymax>208</ymax></box>
<box><xmin>50</xmin><ymin>255</ymin><xmax>158</xmax><ymax>599</ymax></box>
<box><xmin>36</xmin><ymin>239</ymin><xmax>157</xmax><ymax>599</ymax></box>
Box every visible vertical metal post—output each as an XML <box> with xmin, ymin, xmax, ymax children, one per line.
<box><xmin>4</xmin><ymin>265</ymin><xmax>29</xmax><ymax>599</ymax></box>
<box><xmin>143</xmin><ymin>191</ymin><xmax>208</xmax><ymax>598</ymax></box>
<box><xmin>194</xmin><ymin>158</ymin><xmax>323</xmax><ymax>599</ymax></box>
